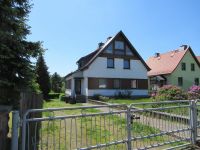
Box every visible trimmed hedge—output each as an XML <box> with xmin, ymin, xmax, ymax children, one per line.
<box><xmin>48</xmin><ymin>93</ymin><xmax>60</xmax><ymax>99</ymax></box>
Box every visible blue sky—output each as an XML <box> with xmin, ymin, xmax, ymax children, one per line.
<box><xmin>27</xmin><ymin>0</ymin><xmax>200</xmax><ymax>76</ymax></box>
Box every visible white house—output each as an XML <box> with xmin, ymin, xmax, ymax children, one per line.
<box><xmin>65</xmin><ymin>31</ymin><xmax>150</xmax><ymax>101</ymax></box>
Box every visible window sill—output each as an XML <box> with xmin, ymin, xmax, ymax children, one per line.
<box><xmin>107</xmin><ymin>67</ymin><xmax>115</xmax><ymax>69</ymax></box>
<box><xmin>123</xmin><ymin>68</ymin><xmax>130</xmax><ymax>70</ymax></box>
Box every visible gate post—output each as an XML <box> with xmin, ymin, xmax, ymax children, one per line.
<box><xmin>127</xmin><ymin>106</ymin><xmax>132</xmax><ymax>150</ymax></box>
<box><xmin>11</xmin><ymin>111</ymin><xmax>19</xmax><ymax>150</ymax></box>
<box><xmin>190</xmin><ymin>100</ymin><xmax>197</xmax><ymax>145</ymax></box>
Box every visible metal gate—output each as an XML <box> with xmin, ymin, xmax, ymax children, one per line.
<box><xmin>11</xmin><ymin>100</ymin><xmax>200</xmax><ymax>149</ymax></box>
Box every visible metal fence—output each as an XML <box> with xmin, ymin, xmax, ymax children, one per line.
<box><xmin>11</xmin><ymin>100</ymin><xmax>200</xmax><ymax>150</ymax></box>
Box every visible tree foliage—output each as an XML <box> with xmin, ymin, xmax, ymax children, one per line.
<box><xmin>36</xmin><ymin>55</ymin><xmax>51</xmax><ymax>99</ymax></box>
<box><xmin>51</xmin><ymin>72</ymin><xmax>62</xmax><ymax>93</ymax></box>
<box><xmin>0</xmin><ymin>0</ymin><xmax>43</xmax><ymax>106</ymax></box>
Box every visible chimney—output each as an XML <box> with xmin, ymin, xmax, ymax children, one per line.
<box><xmin>98</xmin><ymin>42</ymin><xmax>104</xmax><ymax>48</ymax></box>
<box><xmin>154</xmin><ymin>53</ymin><xmax>160</xmax><ymax>57</ymax></box>
<box><xmin>107</xmin><ymin>36</ymin><xmax>112</xmax><ymax>41</ymax></box>
<box><xmin>180</xmin><ymin>45</ymin><xmax>188</xmax><ymax>50</ymax></box>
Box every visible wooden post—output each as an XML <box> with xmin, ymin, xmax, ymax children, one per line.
<box><xmin>0</xmin><ymin>105</ymin><xmax>12</xmax><ymax>150</ymax></box>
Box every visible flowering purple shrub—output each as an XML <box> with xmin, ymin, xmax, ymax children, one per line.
<box><xmin>154</xmin><ymin>85</ymin><xmax>187</xmax><ymax>101</ymax></box>
<box><xmin>187</xmin><ymin>85</ymin><xmax>200</xmax><ymax>100</ymax></box>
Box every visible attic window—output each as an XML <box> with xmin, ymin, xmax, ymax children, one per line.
<box><xmin>115</xmin><ymin>41</ymin><xmax>124</xmax><ymax>50</ymax></box>
<box><xmin>181</xmin><ymin>63</ymin><xmax>186</xmax><ymax>71</ymax></box>
<box><xmin>126</xmin><ymin>46</ymin><xmax>133</xmax><ymax>56</ymax></box>
<box><xmin>104</xmin><ymin>44</ymin><xmax>113</xmax><ymax>54</ymax></box>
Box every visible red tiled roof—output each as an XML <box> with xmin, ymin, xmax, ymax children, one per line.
<box><xmin>146</xmin><ymin>46</ymin><xmax>189</xmax><ymax>76</ymax></box>
<box><xmin>197</xmin><ymin>56</ymin><xmax>200</xmax><ymax>63</ymax></box>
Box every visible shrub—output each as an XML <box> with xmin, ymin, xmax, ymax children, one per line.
<box><xmin>99</xmin><ymin>96</ymin><xmax>109</xmax><ymax>101</ymax></box>
<box><xmin>92</xmin><ymin>94</ymin><xmax>101</xmax><ymax>100</ymax></box>
<box><xmin>187</xmin><ymin>85</ymin><xmax>200</xmax><ymax>100</ymax></box>
<box><xmin>48</xmin><ymin>93</ymin><xmax>60</xmax><ymax>99</ymax></box>
<box><xmin>154</xmin><ymin>85</ymin><xmax>187</xmax><ymax>101</ymax></box>
<box><xmin>59</xmin><ymin>93</ymin><xmax>71</xmax><ymax>103</ymax></box>
<box><xmin>114</xmin><ymin>90</ymin><xmax>132</xmax><ymax>99</ymax></box>
<box><xmin>92</xmin><ymin>94</ymin><xmax>109</xmax><ymax>101</ymax></box>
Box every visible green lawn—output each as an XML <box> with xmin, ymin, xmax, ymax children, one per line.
<box><xmin>37</xmin><ymin>99</ymin><xmax>186</xmax><ymax>149</ymax></box>
<box><xmin>106</xmin><ymin>98</ymin><xmax>153</xmax><ymax>105</ymax></box>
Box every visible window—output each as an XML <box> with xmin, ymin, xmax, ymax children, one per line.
<box><xmin>115</xmin><ymin>49</ymin><xmax>125</xmax><ymax>55</ymax></box>
<box><xmin>195</xmin><ymin>78</ymin><xmax>199</xmax><ymax>85</ymax></box>
<box><xmin>114</xmin><ymin>79</ymin><xmax>120</xmax><ymax>89</ymax></box>
<box><xmin>104</xmin><ymin>44</ymin><xmax>113</xmax><ymax>54</ymax></box>
<box><xmin>115</xmin><ymin>41</ymin><xmax>124</xmax><ymax>50</ymax></box>
<box><xmin>131</xmin><ymin>80</ymin><xmax>137</xmax><ymax>88</ymax></box>
<box><xmin>126</xmin><ymin>46</ymin><xmax>133</xmax><ymax>56</ymax></box>
<box><xmin>99</xmin><ymin>79</ymin><xmax>107</xmax><ymax>88</ymax></box>
<box><xmin>107</xmin><ymin>58</ymin><xmax>114</xmax><ymax>68</ymax></box>
<box><xmin>124</xmin><ymin>59</ymin><xmax>130</xmax><ymax>69</ymax></box>
<box><xmin>191</xmin><ymin>63</ymin><xmax>195</xmax><ymax>71</ymax></box>
<box><xmin>181</xmin><ymin>63</ymin><xmax>186</xmax><ymax>71</ymax></box>
<box><xmin>178</xmin><ymin>77</ymin><xmax>183</xmax><ymax>86</ymax></box>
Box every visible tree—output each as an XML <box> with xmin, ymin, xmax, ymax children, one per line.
<box><xmin>0</xmin><ymin>0</ymin><xmax>43</xmax><ymax>106</ymax></box>
<box><xmin>36</xmin><ymin>54</ymin><xmax>51</xmax><ymax>99</ymax></box>
<box><xmin>51</xmin><ymin>72</ymin><xmax>62</xmax><ymax>93</ymax></box>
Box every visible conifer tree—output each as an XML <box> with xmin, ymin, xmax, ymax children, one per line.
<box><xmin>51</xmin><ymin>72</ymin><xmax>62</xmax><ymax>93</ymax></box>
<box><xmin>0</xmin><ymin>0</ymin><xmax>43</xmax><ymax>106</ymax></box>
<box><xmin>36</xmin><ymin>55</ymin><xmax>51</xmax><ymax>99</ymax></box>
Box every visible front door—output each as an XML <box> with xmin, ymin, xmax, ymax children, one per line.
<box><xmin>75</xmin><ymin>79</ymin><xmax>81</xmax><ymax>95</ymax></box>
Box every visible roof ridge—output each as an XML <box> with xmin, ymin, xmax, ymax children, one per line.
<box><xmin>148</xmin><ymin>45</ymin><xmax>190</xmax><ymax>59</ymax></box>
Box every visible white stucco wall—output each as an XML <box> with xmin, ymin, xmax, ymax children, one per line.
<box><xmin>88</xmin><ymin>89</ymin><xmax>148</xmax><ymax>96</ymax></box>
<box><xmin>66</xmin><ymin>57</ymin><xmax>148</xmax><ymax>97</ymax></box>
<box><xmin>83</xmin><ymin>57</ymin><xmax>148</xmax><ymax>79</ymax></box>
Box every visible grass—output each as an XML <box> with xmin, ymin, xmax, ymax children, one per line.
<box><xmin>32</xmin><ymin>99</ymin><xmax>187</xmax><ymax>149</ymax></box>
<box><xmin>106</xmin><ymin>98</ymin><xmax>190</xmax><ymax>116</ymax></box>
<box><xmin>107</xmin><ymin>98</ymin><xmax>153</xmax><ymax>105</ymax></box>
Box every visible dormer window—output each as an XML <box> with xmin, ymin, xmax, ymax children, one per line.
<box><xmin>78</xmin><ymin>61</ymin><xmax>82</xmax><ymax>68</ymax></box>
<box><xmin>115</xmin><ymin>41</ymin><xmax>124</xmax><ymax>50</ymax></box>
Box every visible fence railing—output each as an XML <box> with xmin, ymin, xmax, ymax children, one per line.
<box><xmin>11</xmin><ymin>100</ymin><xmax>200</xmax><ymax>150</ymax></box>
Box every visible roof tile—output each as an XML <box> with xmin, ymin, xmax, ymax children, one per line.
<box><xmin>146</xmin><ymin>46</ymin><xmax>188</xmax><ymax>76</ymax></box>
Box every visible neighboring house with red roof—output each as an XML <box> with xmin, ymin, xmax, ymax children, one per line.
<box><xmin>197</xmin><ymin>56</ymin><xmax>200</xmax><ymax>63</ymax></box>
<box><xmin>146</xmin><ymin>45</ymin><xmax>200</xmax><ymax>91</ymax></box>
<box><xmin>65</xmin><ymin>31</ymin><xmax>150</xmax><ymax>101</ymax></box>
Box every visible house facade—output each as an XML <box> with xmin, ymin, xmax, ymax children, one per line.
<box><xmin>147</xmin><ymin>45</ymin><xmax>200</xmax><ymax>91</ymax></box>
<box><xmin>65</xmin><ymin>31</ymin><xmax>150</xmax><ymax>101</ymax></box>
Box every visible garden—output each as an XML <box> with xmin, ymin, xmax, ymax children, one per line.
<box><xmin>36</xmin><ymin>97</ymin><xmax>187</xmax><ymax>150</ymax></box>
<box><xmin>91</xmin><ymin>85</ymin><xmax>200</xmax><ymax>105</ymax></box>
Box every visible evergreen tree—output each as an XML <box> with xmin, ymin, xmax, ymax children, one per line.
<box><xmin>51</xmin><ymin>72</ymin><xmax>62</xmax><ymax>93</ymax></box>
<box><xmin>0</xmin><ymin>0</ymin><xmax>43</xmax><ymax>106</ymax></box>
<box><xmin>36</xmin><ymin>55</ymin><xmax>51</xmax><ymax>99</ymax></box>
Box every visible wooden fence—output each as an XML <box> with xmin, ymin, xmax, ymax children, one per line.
<box><xmin>0</xmin><ymin>90</ymin><xmax>43</xmax><ymax>150</ymax></box>
<box><xmin>19</xmin><ymin>92</ymin><xmax>43</xmax><ymax>150</ymax></box>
